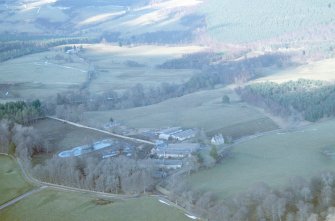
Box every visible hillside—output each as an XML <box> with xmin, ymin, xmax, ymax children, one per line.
<box><xmin>1</xmin><ymin>0</ymin><xmax>335</xmax><ymax>47</ymax></box>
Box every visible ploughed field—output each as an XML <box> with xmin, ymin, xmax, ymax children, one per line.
<box><xmin>188</xmin><ymin>119</ymin><xmax>335</xmax><ymax>198</ymax></box>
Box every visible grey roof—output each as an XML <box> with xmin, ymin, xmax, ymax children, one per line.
<box><xmin>171</xmin><ymin>129</ymin><xmax>196</xmax><ymax>139</ymax></box>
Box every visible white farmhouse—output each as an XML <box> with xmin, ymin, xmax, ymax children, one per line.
<box><xmin>211</xmin><ymin>134</ymin><xmax>225</xmax><ymax>145</ymax></box>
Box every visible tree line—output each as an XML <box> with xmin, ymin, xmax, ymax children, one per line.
<box><xmin>0</xmin><ymin>120</ymin><xmax>47</xmax><ymax>165</ymax></box>
<box><xmin>32</xmin><ymin>155</ymin><xmax>157</xmax><ymax>194</ymax></box>
<box><xmin>237</xmin><ymin>79</ymin><xmax>335</xmax><ymax>122</ymax></box>
<box><xmin>0</xmin><ymin>37</ymin><xmax>96</xmax><ymax>62</ymax></box>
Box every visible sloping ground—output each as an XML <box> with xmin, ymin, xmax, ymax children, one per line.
<box><xmin>199</xmin><ymin>0</ymin><xmax>335</xmax><ymax>43</ymax></box>
<box><xmin>0</xmin><ymin>155</ymin><xmax>33</xmax><ymax>205</ymax></box>
<box><xmin>0</xmin><ymin>50</ymin><xmax>88</xmax><ymax>99</ymax></box>
<box><xmin>0</xmin><ymin>189</ymin><xmax>192</xmax><ymax>221</ymax></box>
<box><xmin>0</xmin><ymin>0</ymin><xmax>202</xmax><ymax>37</ymax></box>
<box><xmin>83</xmin><ymin>86</ymin><xmax>278</xmax><ymax>139</ymax></box>
<box><xmin>188</xmin><ymin>119</ymin><xmax>335</xmax><ymax>198</ymax></box>
<box><xmin>253</xmin><ymin>58</ymin><xmax>335</xmax><ymax>83</ymax></box>
<box><xmin>81</xmin><ymin>44</ymin><xmax>205</xmax><ymax>92</ymax></box>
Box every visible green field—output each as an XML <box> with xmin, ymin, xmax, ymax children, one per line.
<box><xmin>253</xmin><ymin>58</ymin><xmax>335</xmax><ymax>83</ymax></box>
<box><xmin>81</xmin><ymin>44</ymin><xmax>204</xmax><ymax>93</ymax></box>
<box><xmin>83</xmin><ymin>86</ymin><xmax>278</xmax><ymax>138</ymax></box>
<box><xmin>200</xmin><ymin>0</ymin><xmax>335</xmax><ymax>43</ymax></box>
<box><xmin>0</xmin><ymin>50</ymin><xmax>88</xmax><ymax>99</ymax></box>
<box><xmin>0</xmin><ymin>189</ymin><xmax>192</xmax><ymax>221</ymax></box>
<box><xmin>188</xmin><ymin>119</ymin><xmax>335</xmax><ymax>198</ymax></box>
<box><xmin>0</xmin><ymin>155</ymin><xmax>33</xmax><ymax>205</ymax></box>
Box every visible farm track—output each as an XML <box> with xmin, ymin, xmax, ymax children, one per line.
<box><xmin>47</xmin><ymin>116</ymin><xmax>155</xmax><ymax>146</ymax></box>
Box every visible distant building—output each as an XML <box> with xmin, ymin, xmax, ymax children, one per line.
<box><xmin>171</xmin><ymin>129</ymin><xmax>196</xmax><ymax>141</ymax></box>
<box><xmin>211</xmin><ymin>134</ymin><xmax>225</xmax><ymax>145</ymax></box>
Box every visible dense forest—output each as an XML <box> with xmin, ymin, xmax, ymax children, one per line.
<box><xmin>0</xmin><ymin>100</ymin><xmax>43</xmax><ymax>124</ymax></box>
<box><xmin>238</xmin><ymin>79</ymin><xmax>335</xmax><ymax>122</ymax></box>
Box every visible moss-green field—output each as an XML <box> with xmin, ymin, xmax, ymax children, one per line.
<box><xmin>188</xmin><ymin>119</ymin><xmax>335</xmax><ymax>198</ymax></box>
<box><xmin>0</xmin><ymin>155</ymin><xmax>33</xmax><ymax>205</ymax></box>
<box><xmin>0</xmin><ymin>189</ymin><xmax>192</xmax><ymax>221</ymax></box>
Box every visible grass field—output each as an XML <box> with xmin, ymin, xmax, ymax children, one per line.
<box><xmin>188</xmin><ymin>119</ymin><xmax>335</xmax><ymax>198</ymax></box>
<box><xmin>81</xmin><ymin>44</ymin><xmax>205</xmax><ymax>93</ymax></box>
<box><xmin>0</xmin><ymin>155</ymin><xmax>33</xmax><ymax>205</ymax></box>
<box><xmin>31</xmin><ymin>118</ymin><xmax>111</xmax><ymax>164</ymax></box>
<box><xmin>83</xmin><ymin>86</ymin><xmax>278</xmax><ymax>138</ymax></box>
<box><xmin>253</xmin><ymin>58</ymin><xmax>335</xmax><ymax>83</ymax></box>
<box><xmin>0</xmin><ymin>189</ymin><xmax>192</xmax><ymax>221</ymax></box>
<box><xmin>0</xmin><ymin>50</ymin><xmax>88</xmax><ymax>99</ymax></box>
<box><xmin>199</xmin><ymin>0</ymin><xmax>335</xmax><ymax>43</ymax></box>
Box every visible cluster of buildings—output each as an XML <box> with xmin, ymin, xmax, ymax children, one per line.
<box><xmin>151</xmin><ymin>139</ymin><xmax>201</xmax><ymax>170</ymax></box>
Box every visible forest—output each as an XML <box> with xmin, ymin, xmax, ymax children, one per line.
<box><xmin>0</xmin><ymin>100</ymin><xmax>43</xmax><ymax>124</ymax></box>
<box><xmin>238</xmin><ymin>79</ymin><xmax>335</xmax><ymax>122</ymax></box>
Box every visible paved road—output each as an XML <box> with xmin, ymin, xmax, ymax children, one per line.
<box><xmin>47</xmin><ymin>116</ymin><xmax>155</xmax><ymax>146</ymax></box>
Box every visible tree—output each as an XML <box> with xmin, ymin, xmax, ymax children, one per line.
<box><xmin>210</xmin><ymin>146</ymin><xmax>219</xmax><ymax>162</ymax></box>
<box><xmin>222</xmin><ymin>95</ymin><xmax>230</xmax><ymax>104</ymax></box>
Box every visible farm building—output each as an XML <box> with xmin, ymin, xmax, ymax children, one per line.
<box><xmin>158</xmin><ymin>127</ymin><xmax>182</xmax><ymax>140</ymax></box>
<box><xmin>154</xmin><ymin>143</ymin><xmax>200</xmax><ymax>159</ymax></box>
<box><xmin>171</xmin><ymin>129</ymin><xmax>197</xmax><ymax>141</ymax></box>
<box><xmin>211</xmin><ymin>134</ymin><xmax>225</xmax><ymax>145</ymax></box>
<box><xmin>154</xmin><ymin>159</ymin><xmax>183</xmax><ymax>170</ymax></box>
<box><xmin>157</xmin><ymin>127</ymin><xmax>197</xmax><ymax>141</ymax></box>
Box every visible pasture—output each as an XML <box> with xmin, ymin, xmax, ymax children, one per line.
<box><xmin>199</xmin><ymin>0</ymin><xmax>335</xmax><ymax>43</ymax></box>
<box><xmin>0</xmin><ymin>50</ymin><xmax>88</xmax><ymax>99</ymax></box>
<box><xmin>0</xmin><ymin>189</ymin><xmax>192</xmax><ymax>221</ymax></box>
<box><xmin>253</xmin><ymin>58</ymin><xmax>335</xmax><ymax>83</ymax></box>
<box><xmin>188</xmin><ymin>119</ymin><xmax>335</xmax><ymax>198</ymax></box>
<box><xmin>0</xmin><ymin>155</ymin><xmax>33</xmax><ymax>205</ymax></box>
<box><xmin>81</xmin><ymin>44</ymin><xmax>205</xmax><ymax>92</ymax></box>
<box><xmin>82</xmin><ymin>86</ymin><xmax>278</xmax><ymax>139</ymax></box>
